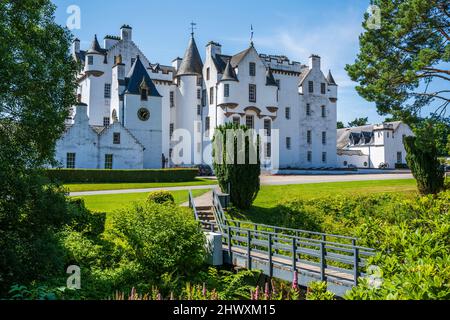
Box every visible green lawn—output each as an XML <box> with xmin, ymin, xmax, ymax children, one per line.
<box><xmin>65</xmin><ymin>178</ymin><xmax>217</xmax><ymax>192</ymax></box>
<box><xmin>73</xmin><ymin>189</ymin><xmax>209</xmax><ymax>213</ymax></box>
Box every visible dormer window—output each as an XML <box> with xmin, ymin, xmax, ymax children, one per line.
<box><xmin>249</xmin><ymin>62</ymin><xmax>256</xmax><ymax>76</ymax></box>
<box><xmin>141</xmin><ymin>88</ymin><xmax>148</xmax><ymax>101</ymax></box>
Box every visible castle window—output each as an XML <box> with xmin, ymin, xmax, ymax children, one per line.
<box><xmin>209</xmin><ymin>87</ymin><xmax>214</xmax><ymax>105</ymax></box>
<box><xmin>249</xmin><ymin>84</ymin><xmax>257</xmax><ymax>103</ymax></box>
<box><xmin>308</xmin><ymin>81</ymin><xmax>314</xmax><ymax>93</ymax></box>
<box><xmin>397</xmin><ymin>152</ymin><xmax>402</xmax><ymax>164</ymax></box>
<box><xmin>206</xmin><ymin>68</ymin><xmax>210</xmax><ymax>80</ymax></box>
<box><xmin>104</xmin><ymin>83</ymin><xmax>111</xmax><ymax>99</ymax></box>
<box><xmin>202</xmin><ymin>89</ymin><xmax>207</xmax><ymax>106</ymax></box>
<box><xmin>322</xmin><ymin>131</ymin><xmax>327</xmax><ymax>145</ymax></box>
<box><xmin>131</xmin><ymin>58</ymin><xmax>136</xmax><ymax>66</ymax></box>
<box><xmin>169</xmin><ymin>123</ymin><xmax>174</xmax><ymax>138</ymax></box>
<box><xmin>113</xmin><ymin>132</ymin><xmax>121</xmax><ymax>144</ymax></box>
<box><xmin>307</xmin><ymin>151</ymin><xmax>312</xmax><ymax>162</ymax></box>
<box><xmin>104</xmin><ymin>154</ymin><xmax>113</xmax><ymax>169</ymax></box>
<box><xmin>233</xmin><ymin>117</ymin><xmax>240</xmax><ymax>125</ymax></box>
<box><xmin>170</xmin><ymin>91</ymin><xmax>175</xmax><ymax>108</ymax></box>
<box><xmin>322</xmin><ymin>105</ymin><xmax>326</xmax><ymax>117</ymax></box>
<box><xmin>246</xmin><ymin>115</ymin><xmax>254</xmax><ymax>129</ymax></box>
<box><xmin>344</xmin><ymin>161</ymin><xmax>348</xmax><ymax>166</ymax></box>
<box><xmin>322</xmin><ymin>152</ymin><xmax>327</xmax><ymax>163</ymax></box>
<box><xmin>197</xmin><ymin>89</ymin><xmax>201</xmax><ymax>99</ymax></box>
<box><xmin>265</xmin><ymin>142</ymin><xmax>271</xmax><ymax>158</ymax></box>
<box><xmin>88</xmin><ymin>56</ymin><xmax>93</xmax><ymax>65</ymax></box>
<box><xmin>321</xmin><ymin>83</ymin><xmax>326</xmax><ymax>94</ymax></box>
<box><xmin>249</xmin><ymin>62</ymin><xmax>256</xmax><ymax>76</ymax></box>
<box><xmin>141</xmin><ymin>88</ymin><xmax>148</xmax><ymax>101</ymax></box>
<box><xmin>66</xmin><ymin>153</ymin><xmax>76</xmax><ymax>169</ymax></box>
<box><xmin>264</xmin><ymin>119</ymin><xmax>271</xmax><ymax>136</ymax></box>
<box><xmin>306</xmin><ymin>104</ymin><xmax>311</xmax><ymax>116</ymax></box>
<box><xmin>197</xmin><ymin>105</ymin><xmax>201</xmax><ymax>116</ymax></box>
<box><xmin>205</xmin><ymin>117</ymin><xmax>210</xmax><ymax>133</ymax></box>
<box><xmin>307</xmin><ymin>130</ymin><xmax>312</xmax><ymax>144</ymax></box>
<box><xmin>197</xmin><ymin>76</ymin><xmax>202</xmax><ymax>86</ymax></box>
<box><xmin>285</xmin><ymin>107</ymin><xmax>291</xmax><ymax>120</ymax></box>
<box><xmin>286</xmin><ymin>137</ymin><xmax>291</xmax><ymax>150</ymax></box>
<box><xmin>276</xmin><ymin>79</ymin><xmax>280</xmax><ymax>89</ymax></box>
<box><xmin>103</xmin><ymin>117</ymin><xmax>110</xmax><ymax>127</ymax></box>
<box><xmin>224</xmin><ymin>84</ymin><xmax>230</xmax><ymax>97</ymax></box>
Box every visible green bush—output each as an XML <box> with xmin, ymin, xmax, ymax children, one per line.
<box><xmin>45</xmin><ymin>168</ymin><xmax>198</xmax><ymax>183</ymax></box>
<box><xmin>147</xmin><ymin>191</ymin><xmax>175</xmax><ymax>205</ymax></box>
<box><xmin>212</xmin><ymin>123</ymin><xmax>260</xmax><ymax>210</ymax></box>
<box><xmin>106</xmin><ymin>201</ymin><xmax>206</xmax><ymax>281</ymax></box>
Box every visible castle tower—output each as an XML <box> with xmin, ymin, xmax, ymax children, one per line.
<box><xmin>175</xmin><ymin>33</ymin><xmax>204</xmax><ymax>165</ymax></box>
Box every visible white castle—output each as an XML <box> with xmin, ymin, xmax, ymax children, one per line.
<box><xmin>55</xmin><ymin>25</ymin><xmax>339</xmax><ymax>170</ymax></box>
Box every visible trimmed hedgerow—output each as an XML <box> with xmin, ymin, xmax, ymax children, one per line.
<box><xmin>45</xmin><ymin>168</ymin><xmax>198</xmax><ymax>183</ymax></box>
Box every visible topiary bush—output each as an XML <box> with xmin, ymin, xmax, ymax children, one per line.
<box><xmin>212</xmin><ymin>123</ymin><xmax>260</xmax><ymax>210</ymax></box>
<box><xmin>404</xmin><ymin>123</ymin><xmax>445</xmax><ymax>195</ymax></box>
<box><xmin>147</xmin><ymin>191</ymin><xmax>175</xmax><ymax>205</ymax></box>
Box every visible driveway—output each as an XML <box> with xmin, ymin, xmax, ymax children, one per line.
<box><xmin>70</xmin><ymin>173</ymin><xmax>413</xmax><ymax>197</ymax></box>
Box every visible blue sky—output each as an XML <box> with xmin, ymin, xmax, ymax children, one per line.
<box><xmin>52</xmin><ymin>0</ymin><xmax>394</xmax><ymax>124</ymax></box>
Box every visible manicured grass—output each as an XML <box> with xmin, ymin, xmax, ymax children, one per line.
<box><xmin>73</xmin><ymin>189</ymin><xmax>209</xmax><ymax>213</ymax></box>
<box><xmin>253</xmin><ymin>179</ymin><xmax>417</xmax><ymax>209</ymax></box>
<box><xmin>65</xmin><ymin>178</ymin><xmax>217</xmax><ymax>192</ymax></box>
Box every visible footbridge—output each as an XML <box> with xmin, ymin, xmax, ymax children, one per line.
<box><xmin>188</xmin><ymin>190</ymin><xmax>376</xmax><ymax>297</ymax></box>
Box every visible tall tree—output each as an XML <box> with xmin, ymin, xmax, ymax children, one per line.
<box><xmin>348</xmin><ymin>117</ymin><xmax>369</xmax><ymax>127</ymax></box>
<box><xmin>337</xmin><ymin>121</ymin><xmax>345</xmax><ymax>129</ymax></box>
<box><xmin>346</xmin><ymin>0</ymin><xmax>449</xmax><ymax>121</ymax></box>
<box><xmin>0</xmin><ymin>0</ymin><xmax>78</xmax><ymax>292</ymax></box>
<box><xmin>212</xmin><ymin>123</ymin><xmax>260</xmax><ymax>210</ymax></box>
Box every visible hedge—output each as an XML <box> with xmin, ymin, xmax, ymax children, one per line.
<box><xmin>45</xmin><ymin>168</ymin><xmax>198</xmax><ymax>183</ymax></box>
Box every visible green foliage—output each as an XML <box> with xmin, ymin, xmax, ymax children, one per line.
<box><xmin>348</xmin><ymin>117</ymin><xmax>369</xmax><ymax>127</ymax></box>
<box><xmin>106</xmin><ymin>202</ymin><xmax>206</xmax><ymax>281</ymax></box>
<box><xmin>346</xmin><ymin>0</ymin><xmax>449</xmax><ymax>121</ymax></box>
<box><xmin>45</xmin><ymin>168</ymin><xmax>198</xmax><ymax>183</ymax></box>
<box><xmin>147</xmin><ymin>191</ymin><xmax>175</xmax><ymax>205</ymax></box>
<box><xmin>212</xmin><ymin>123</ymin><xmax>261</xmax><ymax>210</ymax></box>
<box><xmin>337</xmin><ymin>121</ymin><xmax>345</xmax><ymax>129</ymax></box>
<box><xmin>306</xmin><ymin>282</ymin><xmax>336</xmax><ymax>300</ymax></box>
<box><xmin>404</xmin><ymin>123</ymin><xmax>445</xmax><ymax>195</ymax></box>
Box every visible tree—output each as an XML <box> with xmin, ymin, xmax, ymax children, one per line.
<box><xmin>212</xmin><ymin>123</ymin><xmax>261</xmax><ymax>210</ymax></box>
<box><xmin>346</xmin><ymin>0</ymin><xmax>449</xmax><ymax>121</ymax></box>
<box><xmin>0</xmin><ymin>0</ymin><xmax>78</xmax><ymax>293</ymax></box>
<box><xmin>337</xmin><ymin>121</ymin><xmax>345</xmax><ymax>129</ymax></box>
<box><xmin>404</xmin><ymin>121</ymin><xmax>445</xmax><ymax>195</ymax></box>
<box><xmin>348</xmin><ymin>117</ymin><xmax>369</xmax><ymax>127</ymax></box>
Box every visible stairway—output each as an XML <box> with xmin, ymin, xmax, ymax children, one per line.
<box><xmin>196</xmin><ymin>206</ymin><xmax>219</xmax><ymax>232</ymax></box>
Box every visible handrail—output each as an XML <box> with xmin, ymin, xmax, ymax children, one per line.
<box><xmin>188</xmin><ymin>190</ymin><xmax>199</xmax><ymax>221</ymax></box>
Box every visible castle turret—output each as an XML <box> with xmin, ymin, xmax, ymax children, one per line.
<box><xmin>217</xmin><ymin>59</ymin><xmax>239</xmax><ymax>107</ymax></box>
<box><xmin>327</xmin><ymin>70</ymin><xmax>337</xmax><ymax>102</ymax></box>
<box><xmin>84</xmin><ymin>35</ymin><xmax>105</xmax><ymax>77</ymax></box>
<box><xmin>72</xmin><ymin>38</ymin><xmax>80</xmax><ymax>55</ymax></box>
<box><xmin>175</xmin><ymin>33</ymin><xmax>204</xmax><ymax>165</ymax></box>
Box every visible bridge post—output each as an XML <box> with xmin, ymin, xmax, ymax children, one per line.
<box><xmin>292</xmin><ymin>238</ymin><xmax>296</xmax><ymax>271</ymax></box>
<box><xmin>353</xmin><ymin>247</ymin><xmax>360</xmax><ymax>286</ymax></box>
<box><xmin>247</xmin><ymin>230</ymin><xmax>252</xmax><ymax>270</ymax></box>
<box><xmin>268</xmin><ymin>233</ymin><xmax>273</xmax><ymax>278</ymax></box>
<box><xmin>228</xmin><ymin>226</ymin><xmax>232</xmax><ymax>261</ymax></box>
<box><xmin>320</xmin><ymin>242</ymin><xmax>326</xmax><ymax>281</ymax></box>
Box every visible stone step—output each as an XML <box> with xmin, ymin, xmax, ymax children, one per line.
<box><xmin>196</xmin><ymin>206</ymin><xmax>213</xmax><ymax>211</ymax></box>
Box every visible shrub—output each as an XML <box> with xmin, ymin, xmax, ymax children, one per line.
<box><xmin>212</xmin><ymin>123</ymin><xmax>260</xmax><ymax>210</ymax></box>
<box><xmin>147</xmin><ymin>191</ymin><xmax>175</xmax><ymax>205</ymax></box>
<box><xmin>404</xmin><ymin>123</ymin><xmax>445</xmax><ymax>195</ymax></box>
<box><xmin>306</xmin><ymin>282</ymin><xmax>335</xmax><ymax>300</ymax></box>
<box><xmin>45</xmin><ymin>168</ymin><xmax>198</xmax><ymax>184</ymax></box>
<box><xmin>106</xmin><ymin>201</ymin><xmax>206</xmax><ymax>281</ymax></box>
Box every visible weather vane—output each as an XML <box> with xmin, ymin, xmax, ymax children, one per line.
<box><xmin>190</xmin><ymin>21</ymin><xmax>197</xmax><ymax>38</ymax></box>
<box><xmin>250</xmin><ymin>24</ymin><xmax>254</xmax><ymax>46</ymax></box>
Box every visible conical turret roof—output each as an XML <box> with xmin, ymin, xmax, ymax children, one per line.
<box><xmin>327</xmin><ymin>70</ymin><xmax>337</xmax><ymax>86</ymax></box>
<box><xmin>266</xmin><ymin>68</ymin><xmax>278</xmax><ymax>86</ymax></box>
<box><xmin>87</xmin><ymin>34</ymin><xmax>103</xmax><ymax>54</ymax></box>
<box><xmin>177</xmin><ymin>36</ymin><xmax>203</xmax><ymax>77</ymax></box>
<box><xmin>221</xmin><ymin>59</ymin><xmax>238</xmax><ymax>81</ymax></box>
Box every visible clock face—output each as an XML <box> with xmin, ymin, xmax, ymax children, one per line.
<box><xmin>137</xmin><ymin>108</ymin><xmax>150</xmax><ymax>121</ymax></box>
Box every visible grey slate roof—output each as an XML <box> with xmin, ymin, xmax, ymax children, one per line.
<box><xmin>87</xmin><ymin>34</ymin><xmax>104</xmax><ymax>54</ymax></box>
<box><xmin>221</xmin><ymin>59</ymin><xmax>238</xmax><ymax>81</ymax></box>
<box><xmin>212</xmin><ymin>54</ymin><xmax>231</xmax><ymax>73</ymax></box>
<box><xmin>298</xmin><ymin>68</ymin><xmax>311</xmax><ymax>86</ymax></box>
<box><xmin>266</xmin><ymin>69</ymin><xmax>278</xmax><ymax>86</ymax></box>
<box><xmin>327</xmin><ymin>70</ymin><xmax>337</xmax><ymax>85</ymax></box>
<box><xmin>177</xmin><ymin>37</ymin><xmax>203</xmax><ymax>77</ymax></box>
<box><xmin>230</xmin><ymin>46</ymin><xmax>254</xmax><ymax>67</ymax></box>
<box><xmin>337</xmin><ymin>121</ymin><xmax>403</xmax><ymax>149</ymax></box>
<box><xmin>124</xmin><ymin>55</ymin><xmax>161</xmax><ymax>97</ymax></box>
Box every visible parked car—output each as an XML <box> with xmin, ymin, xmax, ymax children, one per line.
<box><xmin>194</xmin><ymin>164</ymin><xmax>213</xmax><ymax>176</ymax></box>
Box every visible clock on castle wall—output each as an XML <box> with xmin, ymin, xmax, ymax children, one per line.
<box><xmin>137</xmin><ymin>108</ymin><xmax>150</xmax><ymax>121</ymax></box>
